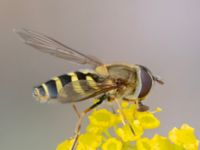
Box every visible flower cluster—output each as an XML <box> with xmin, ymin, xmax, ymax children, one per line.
<box><xmin>57</xmin><ymin>101</ymin><xmax>199</xmax><ymax>150</ymax></box>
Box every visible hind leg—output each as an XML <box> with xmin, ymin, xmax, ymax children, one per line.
<box><xmin>71</xmin><ymin>95</ymin><xmax>106</xmax><ymax>150</ymax></box>
<box><xmin>72</xmin><ymin>103</ymin><xmax>80</xmax><ymax>118</ymax></box>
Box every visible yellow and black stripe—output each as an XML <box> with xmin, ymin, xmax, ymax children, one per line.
<box><xmin>32</xmin><ymin>71</ymin><xmax>100</xmax><ymax>103</ymax></box>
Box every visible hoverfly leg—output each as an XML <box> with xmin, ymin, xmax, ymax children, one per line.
<box><xmin>114</xmin><ymin>98</ymin><xmax>135</xmax><ymax>135</ymax></box>
<box><xmin>107</xmin><ymin>95</ymin><xmax>117</xmax><ymax>114</ymax></box>
<box><xmin>110</xmin><ymin>104</ymin><xmax>117</xmax><ymax>114</ymax></box>
<box><xmin>71</xmin><ymin>95</ymin><xmax>106</xmax><ymax>150</ymax></box>
<box><xmin>72</xmin><ymin>103</ymin><xmax>81</xmax><ymax>118</ymax></box>
<box><xmin>137</xmin><ymin>101</ymin><xmax>149</xmax><ymax>112</ymax></box>
<box><xmin>123</xmin><ymin>97</ymin><xmax>137</xmax><ymax>103</ymax></box>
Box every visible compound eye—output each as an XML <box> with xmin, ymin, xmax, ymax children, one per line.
<box><xmin>138</xmin><ymin>68</ymin><xmax>153</xmax><ymax>98</ymax></box>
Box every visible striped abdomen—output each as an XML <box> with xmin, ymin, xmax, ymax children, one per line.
<box><xmin>33</xmin><ymin>71</ymin><xmax>99</xmax><ymax>103</ymax></box>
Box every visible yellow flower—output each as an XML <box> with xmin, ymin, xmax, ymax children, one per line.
<box><xmin>155</xmin><ymin>107</ymin><xmax>162</xmax><ymax>112</ymax></box>
<box><xmin>168</xmin><ymin>124</ymin><xmax>199</xmax><ymax>150</ymax></box>
<box><xmin>76</xmin><ymin>143</ymin><xmax>96</xmax><ymax>150</ymax></box>
<box><xmin>88</xmin><ymin>109</ymin><xmax>117</xmax><ymax>130</ymax></box>
<box><xmin>77</xmin><ymin>132</ymin><xmax>102</xmax><ymax>150</ymax></box>
<box><xmin>136</xmin><ymin>135</ymin><xmax>173</xmax><ymax>150</ymax></box>
<box><xmin>102</xmin><ymin>138</ymin><xmax>123</xmax><ymax>150</ymax></box>
<box><xmin>121</xmin><ymin>101</ymin><xmax>130</xmax><ymax>108</ymax></box>
<box><xmin>136</xmin><ymin>112</ymin><xmax>160</xmax><ymax>129</ymax></box>
<box><xmin>150</xmin><ymin>134</ymin><xmax>173</xmax><ymax>150</ymax></box>
<box><xmin>122</xmin><ymin>142</ymin><xmax>137</xmax><ymax>150</ymax></box>
<box><xmin>116</xmin><ymin>120</ymin><xmax>144</xmax><ymax>142</ymax></box>
<box><xmin>86</xmin><ymin>124</ymin><xmax>105</xmax><ymax>134</ymax></box>
<box><xmin>56</xmin><ymin>139</ymin><xmax>74</xmax><ymax>150</ymax></box>
<box><xmin>56</xmin><ymin>101</ymin><xmax>199</xmax><ymax>150</ymax></box>
<box><xmin>119</xmin><ymin>102</ymin><xmax>137</xmax><ymax>122</ymax></box>
<box><xmin>136</xmin><ymin>137</ymin><xmax>151</xmax><ymax>150</ymax></box>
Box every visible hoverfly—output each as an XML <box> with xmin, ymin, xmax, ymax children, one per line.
<box><xmin>15</xmin><ymin>28</ymin><xmax>164</xmax><ymax>150</ymax></box>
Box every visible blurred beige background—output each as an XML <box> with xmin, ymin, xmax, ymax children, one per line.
<box><xmin>0</xmin><ymin>0</ymin><xmax>200</xmax><ymax>149</ymax></box>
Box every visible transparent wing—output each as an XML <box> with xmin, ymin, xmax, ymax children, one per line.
<box><xmin>58</xmin><ymin>80</ymin><xmax>117</xmax><ymax>103</ymax></box>
<box><xmin>14</xmin><ymin>28</ymin><xmax>103</xmax><ymax>67</ymax></box>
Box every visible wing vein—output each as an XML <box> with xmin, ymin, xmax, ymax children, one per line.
<box><xmin>14</xmin><ymin>28</ymin><xmax>103</xmax><ymax>67</ymax></box>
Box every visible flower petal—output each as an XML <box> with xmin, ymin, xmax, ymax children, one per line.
<box><xmin>136</xmin><ymin>112</ymin><xmax>160</xmax><ymax>129</ymax></box>
<box><xmin>102</xmin><ymin>138</ymin><xmax>123</xmax><ymax>150</ymax></box>
<box><xmin>168</xmin><ymin>124</ymin><xmax>199</xmax><ymax>150</ymax></box>
<box><xmin>116</xmin><ymin>120</ymin><xmax>144</xmax><ymax>142</ymax></box>
<box><xmin>56</xmin><ymin>139</ymin><xmax>74</xmax><ymax>150</ymax></box>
